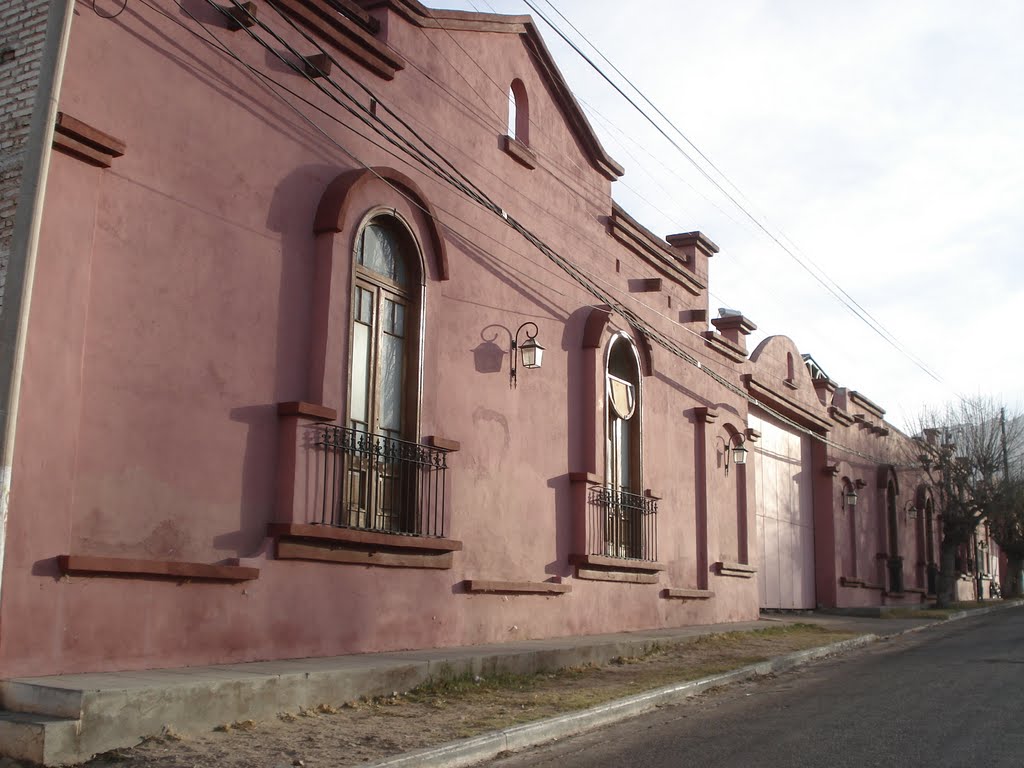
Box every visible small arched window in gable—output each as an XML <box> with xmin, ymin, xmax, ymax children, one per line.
<box><xmin>507</xmin><ymin>78</ymin><xmax>529</xmax><ymax>145</ymax></box>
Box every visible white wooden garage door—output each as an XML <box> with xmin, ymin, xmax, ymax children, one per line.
<box><xmin>749</xmin><ymin>412</ymin><xmax>815</xmax><ymax>609</ymax></box>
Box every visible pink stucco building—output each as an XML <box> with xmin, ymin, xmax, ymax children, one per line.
<box><xmin>0</xmin><ymin>0</ymin><xmax>959</xmax><ymax>684</ymax></box>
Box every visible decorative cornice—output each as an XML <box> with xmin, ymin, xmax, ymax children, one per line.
<box><xmin>743</xmin><ymin>374</ymin><xmax>832</xmax><ymax>432</ymax></box>
<box><xmin>608</xmin><ymin>204</ymin><xmax>704</xmax><ymax>295</ymax></box>
<box><xmin>701</xmin><ymin>331</ymin><xmax>748</xmax><ymax>363</ymax></box>
<box><xmin>52</xmin><ymin>113</ymin><xmax>125</xmax><ymax>168</ymax></box>
<box><xmin>665</xmin><ymin>231</ymin><xmax>720</xmax><ymax>258</ymax></box>
<box><xmin>693</xmin><ymin>406</ymin><xmax>720</xmax><ymax>424</ymax></box>
<box><xmin>849</xmin><ymin>390</ymin><xmax>885</xmax><ymax>419</ymax></box>
<box><xmin>277</xmin><ymin>0</ymin><xmax>405</xmax><ymax>80</ymax></box>
<box><xmin>829</xmin><ymin>405</ymin><xmax>856</xmax><ymax>427</ymax></box>
<box><xmin>710</xmin><ymin>314</ymin><xmax>756</xmax><ymax>336</ymax></box>
<box><xmin>628</xmin><ymin>277</ymin><xmax>663</xmax><ymax>293</ymax></box>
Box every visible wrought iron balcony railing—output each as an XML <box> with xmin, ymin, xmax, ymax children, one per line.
<box><xmin>316</xmin><ymin>425</ymin><xmax>450</xmax><ymax>538</ymax></box>
<box><xmin>587</xmin><ymin>485</ymin><xmax>658</xmax><ymax>561</ymax></box>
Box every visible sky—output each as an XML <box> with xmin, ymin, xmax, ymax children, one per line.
<box><xmin>438</xmin><ymin>0</ymin><xmax>1024</xmax><ymax>431</ymax></box>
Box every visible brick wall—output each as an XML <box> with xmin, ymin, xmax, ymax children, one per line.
<box><xmin>0</xmin><ymin>0</ymin><xmax>51</xmax><ymax>317</ymax></box>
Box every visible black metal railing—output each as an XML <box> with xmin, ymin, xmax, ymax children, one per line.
<box><xmin>317</xmin><ymin>425</ymin><xmax>450</xmax><ymax>537</ymax></box>
<box><xmin>587</xmin><ymin>485</ymin><xmax>658</xmax><ymax>561</ymax></box>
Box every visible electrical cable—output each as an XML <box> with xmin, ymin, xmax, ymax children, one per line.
<box><xmin>368</xmin><ymin>2</ymin><xmax>890</xmax><ymax>363</ymax></box>
<box><xmin>523</xmin><ymin>0</ymin><xmax>946</xmax><ymax>386</ymax></box>
<box><xmin>144</xmin><ymin>0</ymin><xmax>920</xmax><ymax>467</ymax></box>
<box><xmin>92</xmin><ymin>0</ymin><xmax>129</xmax><ymax>19</ymax></box>
<box><xmin>203</xmin><ymin>0</ymin><xmax>918</xmax><ymax>464</ymax></box>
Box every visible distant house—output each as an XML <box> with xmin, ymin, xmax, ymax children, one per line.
<box><xmin>0</xmin><ymin>0</ymin><xmax>947</xmax><ymax>682</ymax></box>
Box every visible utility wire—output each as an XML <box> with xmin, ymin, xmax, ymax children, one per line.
<box><xmin>523</xmin><ymin>0</ymin><xmax>946</xmax><ymax>385</ymax></box>
<box><xmin>146</xmin><ymin>0</ymin><xmax>919</xmax><ymax>466</ymax></box>
<box><xmin>212</xmin><ymin>0</ymin><xmax>916</xmax><ymax>463</ymax></box>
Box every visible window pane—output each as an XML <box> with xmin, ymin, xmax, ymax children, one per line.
<box><xmin>358</xmin><ymin>286</ymin><xmax>373</xmax><ymax>324</ymax></box>
<box><xmin>359</xmin><ymin>220</ymin><xmax>409</xmax><ymax>288</ymax></box>
<box><xmin>617</xmin><ymin>419</ymin><xmax>632</xmax><ymax>491</ymax></box>
<box><xmin>359</xmin><ymin>225</ymin><xmax>386</xmax><ymax>275</ymax></box>
<box><xmin>392</xmin><ymin>302</ymin><xmax>405</xmax><ymax>338</ymax></box>
<box><xmin>380</xmin><ymin>226</ymin><xmax>408</xmax><ymax>287</ymax></box>
<box><xmin>380</xmin><ymin>332</ymin><xmax>404</xmax><ymax>432</ymax></box>
<box><xmin>350</xmin><ymin>321</ymin><xmax>370</xmax><ymax>428</ymax></box>
<box><xmin>508</xmin><ymin>86</ymin><xmax>517</xmax><ymax>138</ymax></box>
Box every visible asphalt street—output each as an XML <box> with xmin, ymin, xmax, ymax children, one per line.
<box><xmin>486</xmin><ymin>609</ymin><xmax>1024</xmax><ymax>768</ymax></box>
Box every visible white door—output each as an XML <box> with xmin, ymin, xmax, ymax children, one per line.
<box><xmin>750</xmin><ymin>412</ymin><xmax>815</xmax><ymax>609</ymax></box>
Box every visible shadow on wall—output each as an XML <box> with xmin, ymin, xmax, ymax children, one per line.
<box><xmin>123</xmin><ymin>1</ymin><xmax>339</xmax><ymax>160</ymax></box>
<box><xmin>215</xmin><ymin>163</ymin><xmax>340</xmax><ymax>558</ymax></box>
<box><xmin>445</xmin><ymin>229</ymin><xmax>569</xmax><ymax>323</ymax></box>
<box><xmin>474</xmin><ymin>325</ymin><xmax>508</xmax><ymax>374</ymax></box>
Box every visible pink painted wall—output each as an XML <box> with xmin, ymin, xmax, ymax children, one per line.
<box><xmin>0</xmin><ymin>0</ymin><xmax>934</xmax><ymax>678</ymax></box>
<box><xmin>747</xmin><ymin>335</ymin><xmax>935</xmax><ymax>611</ymax></box>
<box><xmin>0</xmin><ymin>1</ymin><xmax>763</xmax><ymax>677</ymax></box>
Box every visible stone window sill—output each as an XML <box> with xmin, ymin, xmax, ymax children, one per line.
<box><xmin>663</xmin><ymin>588</ymin><xmax>714</xmax><ymax>599</ymax></box>
<box><xmin>268</xmin><ymin>523</ymin><xmax>462</xmax><ymax>570</ymax></box>
<box><xmin>714</xmin><ymin>561</ymin><xmax>756</xmax><ymax>578</ymax></box>
<box><xmin>463</xmin><ymin>579</ymin><xmax>570</xmax><ymax>595</ymax></box>
<box><xmin>57</xmin><ymin>554</ymin><xmax>258</xmax><ymax>582</ymax></box>
<box><xmin>502</xmin><ymin>134</ymin><xmax>537</xmax><ymax>169</ymax></box>
<box><xmin>570</xmin><ymin>553</ymin><xmax>665</xmax><ymax>584</ymax></box>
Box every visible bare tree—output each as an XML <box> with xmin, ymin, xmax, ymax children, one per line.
<box><xmin>912</xmin><ymin>398</ymin><xmax>1024</xmax><ymax>606</ymax></box>
<box><xmin>987</xmin><ymin>408</ymin><xmax>1024</xmax><ymax>596</ymax></box>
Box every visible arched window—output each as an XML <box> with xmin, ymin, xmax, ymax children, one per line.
<box><xmin>606</xmin><ymin>334</ymin><xmax>641</xmax><ymax>493</ymax></box>
<box><xmin>602</xmin><ymin>334</ymin><xmax>647</xmax><ymax>559</ymax></box>
<box><xmin>344</xmin><ymin>214</ymin><xmax>421</xmax><ymax>532</ymax></box>
<box><xmin>348</xmin><ymin>215</ymin><xmax>419</xmax><ymax>441</ymax></box>
<box><xmin>507</xmin><ymin>78</ymin><xmax>529</xmax><ymax>145</ymax></box>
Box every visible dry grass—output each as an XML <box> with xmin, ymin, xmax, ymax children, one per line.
<box><xmin>883</xmin><ymin>599</ymin><xmax>997</xmax><ymax>620</ymax></box>
<box><xmin>84</xmin><ymin>623</ymin><xmax>856</xmax><ymax>768</ymax></box>
<box><xmin>368</xmin><ymin>623</ymin><xmax>854</xmax><ymax>740</ymax></box>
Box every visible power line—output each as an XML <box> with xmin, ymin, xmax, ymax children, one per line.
<box><xmin>213</xmin><ymin>0</ymin><xmax>917</xmax><ymax>463</ymax></box>
<box><xmin>145</xmin><ymin>0</ymin><xmax>919</xmax><ymax>466</ymax></box>
<box><xmin>523</xmin><ymin>0</ymin><xmax>947</xmax><ymax>386</ymax></box>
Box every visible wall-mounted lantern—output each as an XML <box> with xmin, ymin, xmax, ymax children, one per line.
<box><xmin>844</xmin><ymin>485</ymin><xmax>858</xmax><ymax>507</ymax></box>
<box><xmin>731</xmin><ymin>439</ymin><xmax>748</xmax><ymax>467</ymax></box>
<box><xmin>511</xmin><ymin>321</ymin><xmax>544</xmax><ymax>388</ymax></box>
<box><xmin>720</xmin><ymin>434</ymin><xmax>748</xmax><ymax>476</ymax></box>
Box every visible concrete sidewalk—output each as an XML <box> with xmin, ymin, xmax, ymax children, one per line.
<box><xmin>0</xmin><ymin>605</ymin><xmax>1015</xmax><ymax>766</ymax></box>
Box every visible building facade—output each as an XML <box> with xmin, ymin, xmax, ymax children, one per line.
<box><xmin>0</xmin><ymin>0</ymin><xmax>945</xmax><ymax>681</ymax></box>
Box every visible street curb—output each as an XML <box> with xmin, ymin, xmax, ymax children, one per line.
<box><xmin>364</xmin><ymin>634</ymin><xmax>878</xmax><ymax>768</ymax></box>
<box><xmin>365</xmin><ymin>602</ymin><xmax>1024</xmax><ymax>768</ymax></box>
<box><xmin>892</xmin><ymin>597</ymin><xmax>1024</xmax><ymax>636</ymax></box>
